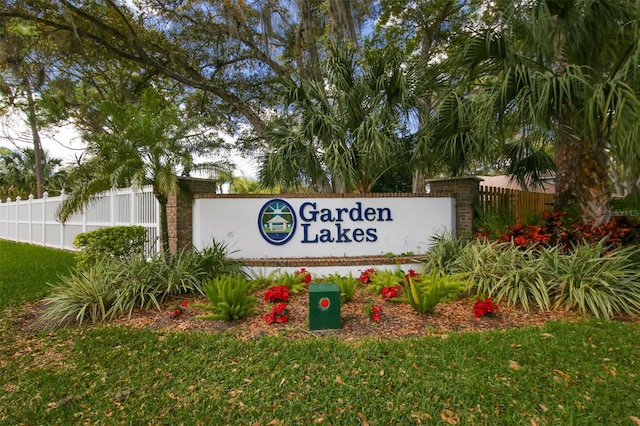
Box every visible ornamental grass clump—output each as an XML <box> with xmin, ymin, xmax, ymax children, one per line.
<box><xmin>455</xmin><ymin>237</ymin><xmax>640</xmax><ymax>319</ymax></box>
<box><xmin>39</xmin><ymin>259</ymin><xmax>118</xmax><ymax>326</ymax></box>
<box><xmin>542</xmin><ymin>239</ymin><xmax>640</xmax><ymax>319</ymax></box>
<box><xmin>198</xmin><ymin>275</ymin><xmax>257</xmax><ymax>321</ymax></box>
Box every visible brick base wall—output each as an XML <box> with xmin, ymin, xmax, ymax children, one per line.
<box><xmin>426</xmin><ymin>177</ymin><xmax>482</xmax><ymax>236</ymax></box>
<box><xmin>167</xmin><ymin>177</ymin><xmax>218</xmax><ymax>253</ymax></box>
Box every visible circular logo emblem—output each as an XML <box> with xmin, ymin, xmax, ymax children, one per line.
<box><xmin>319</xmin><ymin>297</ymin><xmax>330</xmax><ymax>310</ymax></box>
<box><xmin>258</xmin><ymin>199</ymin><xmax>296</xmax><ymax>245</ymax></box>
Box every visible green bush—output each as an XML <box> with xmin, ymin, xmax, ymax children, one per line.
<box><xmin>544</xmin><ymin>240</ymin><xmax>640</xmax><ymax>319</ymax></box>
<box><xmin>276</xmin><ymin>271</ymin><xmax>308</xmax><ymax>294</ymax></box>
<box><xmin>39</xmin><ymin>259</ymin><xmax>118</xmax><ymax>326</ymax></box>
<box><xmin>402</xmin><ymin>271</ymin><xmax>466</xmax><ymax>313</ymax></box>
<box><xmin>198</xmin><ymin>275</ymin><xmax>257</xmax><ymax>321</ymax></box>
<box><xmin>108</xmin><ymin>256</ymin><xmax>165</xmax><ymax>319</ymax></box>
<box><xmin>456</xmin><ymin>238</ymin><xmax>640</xmax><ymax>318</ymax></box>
<box><xmin>247</xmin><ymin>269</ymin><xmax>280</xmax><ymax>292</ymax></box>
<box><xmin>162</xmin><ymin>249</ymin><xmax>209</xmax><ymax>296</ymax></box>
<box><xmin>422</xmin><ymin>231</ymin><xmax>469</xmax><ymax>274</ymax></box>
<box><xmin>73</xmin><ymin>226</ymin><xmax>147</xmax><ymax>267</ymax></box>
<box><xmin>322</xmin><ymin>273</ymin><xmax>359</xmax><ymax>302</ymax></box>
<box><xmin>365</xmin><ymin>268</ymin><xmax>405</xmax><ymax>294</ymax></box>
<box><xmin>196</xmin><ymin>240</ymin><xmax>245</xmax><ymax>280</ymax></box>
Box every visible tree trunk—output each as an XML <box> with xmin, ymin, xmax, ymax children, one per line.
<box><xmin>555</xmin><ymin>133</ymin><xmax>610</xmax><ymax>224</ymax></box>
<box><xmin>155</xmin><ymin>192</ymin><xmax>170</xmax><ymax>254</ymax></box>
<box><xmin>412</xmin><ymin>170</ymin><xmax>426</xmax><ymax>193</ymax></box>
<box><xmin>24</xmin><ymin>81</ymin><xmax>45</xmax><ymax>198</ymax></box>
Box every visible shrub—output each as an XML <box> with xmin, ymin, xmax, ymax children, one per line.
<box><xmin>455</xmin><ymin>240</ymin><xmax>552</xmax><ymax>311</ymax></box>
<box><xmin>485</xmin><ymin>211</ymin><xmax>640</xmax><ymax>251</ymax></box>
<box><xmin>323</xmin><ymin>273</ymin><xmax>359</xmax><ymax>302</ymax></box>
<box><xmin>276</xmin><ymin>270</ymin><xmax>308</xmax><ymax>294</ymax></box>
<box><xmin>457</xmin><ymin>238</ymin><xmax>640</xmax><ymax>318</ymax></box>
<box><xmin>196</xmin><ymin>240</ymin><xmax>245</xmax><ymax>280</ymax></box>
<box><xmin>247</xmin><ymin>269</ymin><xmax>280</xmax><ymax>292</ymax></box>
<box><xmin>198</xmin><ymin>275</ymin><xmax>257</xmax><ymax>321</ymax></box>
<box><xmin>39</xmin><ymin>259</ymin><xmax>118</xmax><ymax>326</ymax></box>
<box><xmin>162</xmin><ymin>249</ymin><xmax>209</xmax><ymax>296</ymax></box>
<box><xmin>543</xmin><ymin>240</ymin><xmax>640</xmax><ymax>319</ymax></box>
<box><xmin>402</xmin><ymin>271</ymin><xmax>466</xmax><ymax>313</ymax></box>
<box><xmin>73</xmin><ymin>226</ymin><xmax>147</xmax><ymax>268</ymax></box>
<box><xmin>108</xmin><ymin>255</ymin><xmax>165</xmax><ymax>319</ymax></box>
<box><xmin>422</xmin><ymin>231</ymin><xmax>469</xmax><ymax>274</ymax></box>
<box><xmin>264</xmin><ymin>302</ymin><xmax>289</xmax><ymax>324</ymax></box>
<box><xmin>264</xmin><ymin>285</ymin><xmax>290</xmax><ymax>303</ymax></box>
<box><xmin>365</xmin><ymin>268</ymin><xmax>404</xmax><ymax>294</ymax></box>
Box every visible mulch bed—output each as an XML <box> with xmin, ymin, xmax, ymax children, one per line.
<box><xmin>13</xmin><ymin>287</ymin><xmax>598</xmax><ymax>341</ymax></box>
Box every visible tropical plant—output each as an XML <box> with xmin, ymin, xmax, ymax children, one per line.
<box><xmin>160</xmin><ymin>249</ymin><xmax>209</xmax><ymax>296</ymax></box>
<box><xmin>436</xmin><ymin>0</ymin><xmax>640</xmax><ymax>224</ymax></box>
<box><xmin>323</xmin><ymin>273</ymin><xmax>359</xmax><ymax>303</ymax></box>
<box><xmin>402</xmin><ymin>271</ymin><xmax>466</xmax><ymax>313</ymax></box>
<box><xmin>247</xmin><ymin>269</ymin><xmax>281</xmax><ymax>292</ymax></box>
<box><xmin>198</xmin><ymin>275</ymin><xmax>257</xmax><ymax>321</ymax></box>
<box><xmin>260</xmin><ymin>44</ymin><xmax>434</xmax><ymax>193</ymax></box>
<box><xmin>455</xmin><ymin>240</ymin><xmax>552</xmax><ymax>312</ymax></box>
<box><xmin>57</xmin><ymin>88</ymin><xmax>231</xmax><ymax>252</ymax></box>
<box><xmin>39</xmin><ymin>259</ymin><xmax>118</xmax><ymax>326</ymax></box>
<box><xmin>0</xmin><ymin>148</ymin><xmax>67</xmax><ymax>200</ymax></box>
<box><xmin>422</xmin><ymin>231</ymin><xmax>469</xmax><ymax>274</ymax></box>
<box><xmin>193</xmin><ymin>240</ymin><xmax>246</xmax><ymax>280</ymax></box>
<box><xmin>108</xmin><ymin>255</ymin><xmax>164</xmax><ymax>319</ymax></box>
<box><xmin>543</xmin><ymin>240</ymin><xmax>640</xmax><ymax>319</ymax></box>
<box><xmin>365</xmin><ymin>268</ymin><xmax>405</xmax><ymax>295</ymax></box>
<box><xmin>276</xmin><ymin>270</ymin><xmax>309</xmax><ymax>295</ymax></box>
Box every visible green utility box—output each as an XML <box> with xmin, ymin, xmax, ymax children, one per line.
<box><xmin>309</xmin><ymin>283</ymin><xmax>341</xmax><ymax>330</ymax></box>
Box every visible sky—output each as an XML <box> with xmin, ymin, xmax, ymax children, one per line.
<box><xmin>0</xmin><ymin>109</ymin><xmax>259</xmax><ymax>180</ymax></box>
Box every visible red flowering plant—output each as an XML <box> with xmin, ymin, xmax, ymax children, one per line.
<box><xmin>169</xmin><ymin>301</ymin><xmax>189</xmax><ymax>319</ymax></box>
<box><xmin>381</xmin><ymin>285</ymin><xmax>402</xmax><ymax>300</ymax></box>
<box><xmin>359</xmin><ymin>268</ymin><xmax>376</xmax><ymax>284</ymax></box>
<box><xmin>363</xmin><ymin>301</ymin><xmax>383</xmax><ymax>324</ymax></box>
<box><xmin>295</xmin><ymin>268</ymin><xmax>312</xmax><ymax>284</ymax></box>
<box><xmin>264</xmin><ymin>285</ymin><xmax>290</xmax><ymax>303</ymax></box>
<box><xmin>472</xmin><ymin>297</ymin><xmax>499</xmax><ymax>318</ymax></box>
<box><xmin>264</xmin><ymin>302</ymin><xmax>289</xmax><ymax>324</ymax></box>
<box><xmin>489</xmin><ymin>210</ymin><xmax>640</xmax><ymax>252</ymax></box>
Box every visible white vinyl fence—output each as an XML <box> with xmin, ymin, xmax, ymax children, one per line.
<box><xmin>0</xmin><ymin>186</ymin><xmax>160</xmax><ymax>255</ymax></box>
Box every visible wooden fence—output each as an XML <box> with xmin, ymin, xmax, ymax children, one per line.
<box><xmin>479</xmin><ymin>185</ymin><xmax>554</xmax><ymax>223</ymax></box>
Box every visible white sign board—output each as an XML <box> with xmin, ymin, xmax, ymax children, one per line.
<box><xmin>192</xmin><ymin>197</ymin><xmax>455</xmax><ymax>259</ymax></box>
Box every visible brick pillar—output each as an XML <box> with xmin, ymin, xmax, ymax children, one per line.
<box><xmin>426</xmin><ymin>177</ymin><xmax>483</xmax><ymax>237</ymax></box>
<box><xmin>167</xmin><ymin>177</ymin><xmax>218</xmax><ymax>253</ymax></box>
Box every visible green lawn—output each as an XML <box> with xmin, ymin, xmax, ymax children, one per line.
<box><xmin>1</xmin><ymin>240</ymin><xmax>639</xmax><ymax>425</ymax></box>
<box><xmin>0</xmin><ymin>240</ymin><xmax>77</xmax><ymax>309</ymax></box>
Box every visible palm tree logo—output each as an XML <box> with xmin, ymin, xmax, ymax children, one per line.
<box><xmin>258</xmin><ymin>199</ymin><xmax>297</xmax><ymax>245</ymax></box>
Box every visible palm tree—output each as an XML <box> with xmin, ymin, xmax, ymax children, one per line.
<box><xmin>434</xmin><ymin>0</ymin><xmax>640</xmax><ymax>224</ymax></box>
<box><xmin>0</xmin><ymin>147</ymin><xmax>67</xmax><ymax>200</ymax></box>
<box><xmin>58</xmin><ymin>89</ymin><xmax>229</xmax><ymax>252</ymax></box>
<box><xmin>260</xmin><ymin>44</ymin><xmax>434</xmax><ymax>193</ymax></box>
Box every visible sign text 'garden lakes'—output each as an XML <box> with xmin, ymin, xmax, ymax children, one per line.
<box><xmin>298</xmin><ymin>201</ymin><xmax>392</xmax><ymax>243</ymax></box>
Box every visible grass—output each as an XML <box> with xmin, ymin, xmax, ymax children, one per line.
<box><xmin>1</xmin><ymin>240</ymin><xmax>639</xmax><ymax>424</ymax></box>
<box><xmin>0</xmin><ymin>240</ymin><xmax>77</xmax><ymax>309</ymax></box>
